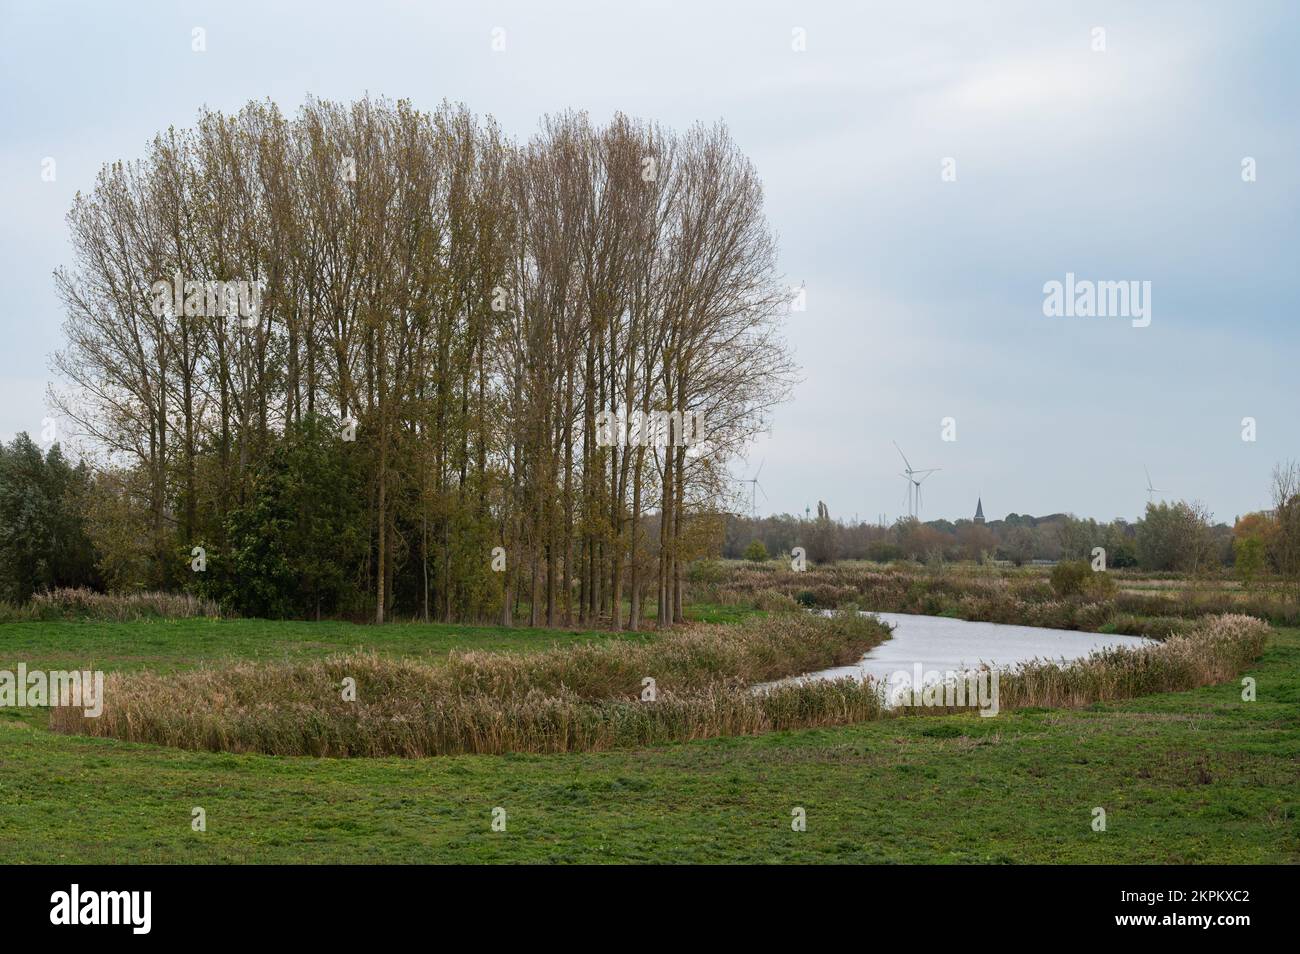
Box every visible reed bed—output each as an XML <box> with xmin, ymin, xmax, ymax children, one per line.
<box><xmin>50</xmin><ymin>610</ymin><xmax>891</xmax><ymax>756</ymax></box>
<box><xmin>0</xmin><ymin>587</ymin><xmax>220</xmax><ymax>622</ymax></box>
<box><xmin>894</xmin><ymin>613</ymin><xmax>1269</xmax><ymax>715</ymax></box>
<box><xmin>993</xmin><ymin>612</ymin><xmax>1268</xmax><ymax>709</ymax></box>
<box><xmin>437</xmin><ymin>608</ymin><xmax>887</xmax><ymax>698</ymax></box>
<box><xmin>51</xmin><ymin>678</ymin><xmax>887</xmax><ymax>757</ymax></box>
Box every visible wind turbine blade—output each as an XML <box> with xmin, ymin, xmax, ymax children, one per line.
<box><xmin>757</xmin><ymin>483</ymin><xmax>768</xmax><ymax>501</ymax></box>
<box><xmin>1144</xmin><ymin>465</ymin><xmax>1153</xmax><ymax>489</ymax></box>
<box><xmin>754</xmin><ymin>459</ymin><xmax>765</xmax><ymax>481</ymax></box>
<box><xmin>893</xmin><ymin>441</ymin><xmax>912</xmax><ymax>472</ymax></box>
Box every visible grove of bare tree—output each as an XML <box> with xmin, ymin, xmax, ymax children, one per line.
<box><xmin>51</xmin><ymin>96</ymin><xmax>794</xmax><ymax>626</ymax></box>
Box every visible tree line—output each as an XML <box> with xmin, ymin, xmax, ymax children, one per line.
<box><xmin>38</xmin><ymin>96</ymin><xmax>794</xmax><ymax>625</ymax></box>
<box><xmin>725</xmin><ymin>479</ymin><xmax>1300</xmax><ymax>585</ymax></box>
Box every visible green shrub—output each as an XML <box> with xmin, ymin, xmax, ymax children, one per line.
<box><xmin>752</xmin><ymin>588</ymin><xmax>797</xmax><ymax>611</ymax></box>
<box><xmin>201</xmin><ymin>414</ymin><xmax>367</xmax><ymax>619</ymax></box>
<box><xmin>687</xmin><ymin>559</ymin><xmax>726</xmax><ymax>585</ymax></box>
<box><xmin>1050</xmin><ymin>561</ymin><xmax>1090</xmax><ymax>597</ymax></box>
<box><xmin>1081</xmin><ymin>570</ymin><xmax>1117</xmax><ymax>600</ymax></box>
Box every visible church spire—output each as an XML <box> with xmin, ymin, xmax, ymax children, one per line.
<box><xmin>974</xmin><ymin>498</ymin><xmax>985</xmax><ymax>523</ymax></box>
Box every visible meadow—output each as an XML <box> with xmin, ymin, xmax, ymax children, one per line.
<box><xmin>1</xmin><ymin>565</ymin><xmax>1296</xmax><ymax>863</ymax></box>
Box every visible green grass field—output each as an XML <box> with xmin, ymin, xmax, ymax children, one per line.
<box><xmin>1</xmin><ymin>616</ymin><xmax>1296</xmax><ymax>863</ymax></box>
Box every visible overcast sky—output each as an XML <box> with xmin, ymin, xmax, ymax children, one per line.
<box><xmin>2</xmin><ymin>0</ymin><xmax>1296</xmax><ymax>525</ymax></box>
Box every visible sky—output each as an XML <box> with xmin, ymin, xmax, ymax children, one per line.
<box><xmin>1</xmin><ymin>0</ymin><xmax>1296</xmax><ymax>526</ymax></box>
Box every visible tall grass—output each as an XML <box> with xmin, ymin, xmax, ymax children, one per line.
<box><xmin>993</xmin><ymin>613</ymin><xmax>1269</xmax><ymax>709</ymax></box>
<box><xmin>50</xmin><ymin>610</ymin><xmax>891</xmax><ymax>755</ymax></box>
<box><xmin>0</xmin><ymin>587</ymin><xmax>220</xmax><ymax>623</ymax></box>
<box><xmin>53</xmin><ymin>674</ymin><xmax>888</xmax><ymax>757</ymax></box>
<box><xmin>893</xmin><ymin>613</ymin><xmax>1269</xmax><ymax>715</ymax></box>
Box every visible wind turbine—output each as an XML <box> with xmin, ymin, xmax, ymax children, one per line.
<box><xmin>741</xmin><ymin>460</ymin><xmax>767</xmax><ymax>517</ymax></box>
<box><xmin>1144</xmin><ymin>466</ymin><xmax>1162</xmax><ymax>505</ymax></box>
<box><xmin>894</xmin><ymin>441</ymin><xmax>939</xmax><ymax>520</ymax></box>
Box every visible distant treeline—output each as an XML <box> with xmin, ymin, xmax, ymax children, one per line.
<box><xmin>722</xmin><ymin>490</ymin><xmax>1299</xmax><ymax>579</ymax></box>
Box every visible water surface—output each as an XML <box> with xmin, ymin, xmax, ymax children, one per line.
<box><xmin>797</xmin><ymin>611</ymin><xmax>1154</xmax><ymax>685</ymax></box>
